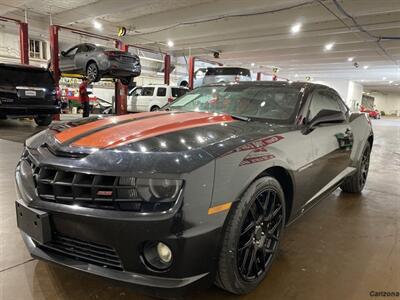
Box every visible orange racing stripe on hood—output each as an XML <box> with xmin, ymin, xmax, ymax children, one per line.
<box><xmin>72</xmin><ymin>112</ymin><xmax>235</xmax><ymax>149</ymax></box>
<box><xmin>55</xmin><ymin>111</ymin><xmax>169</xmax><ymax>144</ymax></box>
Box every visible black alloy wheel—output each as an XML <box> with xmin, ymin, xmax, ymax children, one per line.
<box><xmin>216</xmin><ymin>176</ymin><xmax>286</xmax><ymax>294</ymax></box>
<box><xmin>340</xmin><ymin>142</ymin><xmax>371</xmax><ymax>193</ymax></box>
<box><xmin>238</xmin><ymin>188</ymin><xmax>283</xmax><ymax>281</ymax></box>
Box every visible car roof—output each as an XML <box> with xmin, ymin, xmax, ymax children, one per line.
<box><xmin>201</xmin><ymin>80</ymin><xmax>330</xmax><ymax>91</ymax></box>
<box><xmin>142</xmin><ymin>85</ymin><xmax>187</xmax><ymax>88</ymax></box>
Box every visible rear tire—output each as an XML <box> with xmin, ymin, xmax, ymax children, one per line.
<box><xmin>86</xmin><ymin>62</ymin><xmax>100</xmax><ymax>82</ymax></box>
<box><xmin>340</xmin><ymin>143</ymin><xmax>371</xmax><ymax>193</ymax></box>
<box><xmin>150</xmin><ymin>106</ymin><xmax>160</xmax><ymax>111</ymax></box>
<box><xmin>34</xmin><ymin>115</ymin><xmax>52</xmax><ymax>126</ymax></box>
<box><xmin>216</xmin><ymin>177</ymin><xmax>286</xmax><ymax>294</ymax></box>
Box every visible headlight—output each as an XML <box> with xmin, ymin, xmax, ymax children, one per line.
<box><xmin>119</xmin><ymin>177</ymin><xmax>183</xmax><ymax>202</ymax></box>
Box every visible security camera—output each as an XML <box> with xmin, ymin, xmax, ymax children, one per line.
<box><xmin>353</xmin><ymin>62</ymin><xmax>359</xmax><ymax>68</ymax></box>
<box><xmin>213</xmin><ymin>52</ymin><xmax>220</xmax><ymax>59</ymax></box>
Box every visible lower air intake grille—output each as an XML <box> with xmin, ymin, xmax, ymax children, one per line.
<box><xmin>38</xmin><ymin>234</ymin><xmax>123</xmax><ymax>271</ymax></box>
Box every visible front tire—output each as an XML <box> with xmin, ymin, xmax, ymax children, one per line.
<box><xmin>216</xmin><ymin>177</ymin><xmax>286</xmax><ymax>294</ymax></box>
<box><xmin>150</xmin><ymin>105</ymin><xmax>160</xmax><ymax>111</ymax></box>
<box><xmin>34</xmin><ymin>115</ymin><xmax>52</xmax><ymax>126</ymax></box>
<box><xmin>340</xmin><ymin>143</ymin><xmax>371</xmax><ymax>193</ymax></box>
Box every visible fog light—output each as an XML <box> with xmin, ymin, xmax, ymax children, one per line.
<box><xmin>142</xmin><ymin>241</ymin><xmax>173</xmax><ymax>271</ymax></box>
<box><xmin>157</xmin><ymin>242</ymin><xmax>172</xmax><ymax>263</ymax></box>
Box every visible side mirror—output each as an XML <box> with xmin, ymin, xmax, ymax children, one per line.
<box><xmin>61</xmin><ymin>51</ymin><xmax>66</xmax><ymax>56</ymax></box>
<box><xmin>303</xmin><ymin>109</ymin><xmax>345</xmax><ymax>134</ymax></box>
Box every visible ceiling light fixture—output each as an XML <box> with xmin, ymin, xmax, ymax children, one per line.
<box><xmin>382</xmin><ymin>77</ymin><xmax>387</xmax><ymax>80</ymax></box>
<box><xmin>93</xmin><ymin>20</ymin><xmax>102</xmax><ymax>30</ymax></box>
<box><xmin>389</xmin><ymin>81</ymin><xmax>394</xmax><ymax>84</ymax></box>
<box><xmin>291</xmin><ymin>23</ymin><xmax>302</xmax><ymax>34</ymax></box>
<box><xmin>251</xmin><ymin>62</ymin><xmax>255</xmax><ymax>67</ymax></box>
<box><xmin>167</xmin><ymin>40</ymin><xmax>174</xmax><ymax>47</ymax></box>
<box><xmin>348</xmin><ymin>57</ymin><xmax>354</xmax><ymax>62</ymax></box>
<box><xmin>363</xmin><ymin>65</ymin><xmax>369</xmax><ymax>69</ymax></box>
<box><xmin>324</xmin><ymin>42</ymin><xmax>334</xmax><ymax>51</ymax></box>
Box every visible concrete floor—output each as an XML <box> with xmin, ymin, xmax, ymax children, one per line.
<box><xmin>0</xmin><ymin>118</ymin><xmax>399</xmax><ymax>300</ymax></box>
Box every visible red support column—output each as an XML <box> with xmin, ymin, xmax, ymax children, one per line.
<box><xmin>256</xmin><ymin>72</ymin><xmax>261</xmax><ymax>81</ymax></box>
<box><xmin>164</xmin><ymin>54</ymin><xmax>171</xmax><ymax>85</ymax></box>
<box><xmin>49</xmin><ymin>25</ymin><xmax>60</xmax><ymax>83</ymax></box>
<box><xmin>49</xmin><ymin>25</ymin><xmax>60</xmax><ymax>121</ymax></box>
<box><xmin>115</xmin><ymin>41</ymin><xmax>128</xmax><ymax>115</ymax></box>
<box><xmin>188</xmin><ymin>56</ymin><xmax>195</xmax><ymax>90</ymax></box>
<box><xmin>19</xmin><ymin>22</ymin><xmax>29</xmax><ymax>65</ymax></box>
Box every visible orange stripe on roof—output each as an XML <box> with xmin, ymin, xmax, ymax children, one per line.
<box><xmin>55</xmin><ymin>111</ymin><xmax>167</xmax><ymax>144</ymax></box>
<box><xmin>71</xmin><ymin>112</ymin><xmax>234</xmax><ymax>149</ymax></box>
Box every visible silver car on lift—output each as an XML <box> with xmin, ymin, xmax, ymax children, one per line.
<box><xmin>59</xmin><ymin>43</ymin><xmax>141</xmax><ymax>85</ymax></box>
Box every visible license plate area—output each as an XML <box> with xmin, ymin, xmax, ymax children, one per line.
<box><xmin>25</xmin><ymin>90</ymin><xmax>37</xmax><ymax>97</ymax></box>
<box><xmin>16</xmin><ymin>202</ymin><xmax>51</xmax><ymax>244</ymax></box>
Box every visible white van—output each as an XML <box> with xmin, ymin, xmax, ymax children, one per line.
<box><xmin>127</xmin><ymin>85</ymin><xmax>188</xmax><ymax>112</ymax></box>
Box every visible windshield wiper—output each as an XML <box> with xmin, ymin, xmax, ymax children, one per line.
<box><xmin>230</xmin><ymin>114</ymin><xmax>251</xmax><ymax>122</ymax></box>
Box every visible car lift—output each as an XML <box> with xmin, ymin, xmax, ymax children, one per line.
<box><xmin>187</xmin><ymin>56</ymin><xmax>223</xmax><ymax>89</ymax></box>
<box><xmin>0</xmin><ymin>16</ymin><xmax>29</xmax><ymax>65</ymax></box>
<box><xmin>49</xmin><ymin>25</ymin><xmax>171</xmax><ymax>116</ymax></box>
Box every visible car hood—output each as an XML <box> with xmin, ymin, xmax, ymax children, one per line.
<box><xmin>26</xmin><ymin>111</ymin><xmax>293</xmax><ymax>174</ymax></box>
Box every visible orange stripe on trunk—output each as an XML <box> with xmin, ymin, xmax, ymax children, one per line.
<box><xmin>72</xmin><ymin>112</ymin><xmax>234</xmax><ymax>148</ymax></box>
<box><xmin>55</xmin><ymin>111</ymin><xmax>168</xmax><ymax>144</ymax></box>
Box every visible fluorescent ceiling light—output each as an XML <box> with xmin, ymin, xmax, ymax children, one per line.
<box><xmin>167</xmin><ymin>40</ymin><xmax>174</xmax><ymax>47</ymax></box>
<box><xmin>363</xmin><ymin>65</ymin><xmax>369</xmax><ymax>69</ymax></box>
<box><xmin>291</xmin><ymin>23</ymin><xmax>302</xmax><ymax>34</ymax></box>
<box><xmin>251</xmin><ymin>62</ymin><xmax>255</xmax><ymax>67</ymax></box>
<box><xmin>389</xmin><ymin>81</ymin><xmax>394</xmax><ymax>84</ymax></box>
<box><xmin>324</xmin><ymin>42</ymin><xmax>334</xmax><ymax>51</ymax></box>
<box><xmin>347</xmin><ymin>57</ymin><xmax>354</xmax><ymax>62</ymax></box>
<box><xmin>93</xmin><ymin>20</ymin><xmax>102</xmax><ymax>30</ymax></box>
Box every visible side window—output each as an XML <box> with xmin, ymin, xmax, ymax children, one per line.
<box><xmin>141</xmin><ymin>87</ymin><xmax>154</xmax><ymax>96</ymax></box>
<box><xmin>171</xmin><ymin>88</ymin><xmax>179</xmax><ymax>97</ymax></box>
<box><xmin>76</xmin><ymin>45</ymin><xmax>89</xmax><ymax>54</ymax></box>
<box><xmin>65</xmin><ymin>47</ymin><xmax>78</xmax><ymax>57</ymax></box>
<box><xmin>308</xmin><ymin>89</ymin><xmax>342</xmax><ymax>121</ymax></box>
<box><xmin>335</xmin><ymin>94</ymin><xmax>349</xmax><ymax>117</ymax></box>
<box><xmin>157</xmin><ymin>87</ymin><xmax>167</xmax><ymax>97</ymax></box>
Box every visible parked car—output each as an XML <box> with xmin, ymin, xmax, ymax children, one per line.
<box><xmin>0</xmin><ymin>63</ymin><xmax>60</xmax><ymax>126</ymax></box>
<box><xmin>59</xmin><ymin>43</ymin><xmax>141</xmax><ymax>85</ymax></box>
<box><xmin>16</xmin><ymin>81</ymin><xmax>373</xmax><ymax>298</ymax></box>
<box><xmin>179</xmin><ymin>67</ymin><xmax>252</xmax><ymax>88</ymax></box>
<box><xmin>127</xmin><ymin>84</ymin><xmax>188</xmax><ymax>112</ymax></box>
<box><xmin>202</xmin><ymin>66</ymin><xmax>252</xmax><ymax>85</ymax></box>
<box><xmin>360</xmin><ymin>106</ymin><xmax>380</xmax><ymax>119</ymax></box>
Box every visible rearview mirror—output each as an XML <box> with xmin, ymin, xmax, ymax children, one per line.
<box><xmin>303</xmin><ymin>109</ymin><xmax>345</xmax><ymax>134</ymax></box>
<box><xmin>61</xmin><ymin>51</ymin><xmax>66</xmax><ymax>56</ymax></box>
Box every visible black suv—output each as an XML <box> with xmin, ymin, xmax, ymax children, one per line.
<box><xmin>0</xmin><ymin>63</ymin><xmax>60</xmax><ymax>126</ymax></box>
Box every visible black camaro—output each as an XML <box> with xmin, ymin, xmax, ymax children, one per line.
<box><xmin>15</xmin><ymin>81</ymin><xmax>373</xmax><ymax>298</ymax></box>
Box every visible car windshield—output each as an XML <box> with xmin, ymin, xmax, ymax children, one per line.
<box><xmin>169</xmin><ymin>84</ymin><xmax>302</xmax><ymax>124</ymax></box>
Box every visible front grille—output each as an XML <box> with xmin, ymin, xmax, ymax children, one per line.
<box><xmin>25</xmin><ymin>156</ymin><xmax>175</xmax><ymax>212</ymax></box>
<box><xmin>38</xmin><ymin>234</ymin><xmax>123</xmax><ymax>270</ymax></box>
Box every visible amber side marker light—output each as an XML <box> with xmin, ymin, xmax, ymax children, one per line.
<box><xmin>208</xmin><ymin>202</ymin><xmax>232</xmax><ymax>215</ymax></box>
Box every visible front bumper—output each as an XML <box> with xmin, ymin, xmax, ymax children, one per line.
<box><xmin>19</xmin><ymin>229</ymin><xmax>210</xmax><ymax>298</ymax></box>
<box><xmin>15</xmin><ymin>153</ymin><xmax>225</xmax><ymax>297</ymax></box>
<box><xmin>0</xmin><ymin>104</ymin><xmax>60</xmax><ymax>117</ymax></box>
